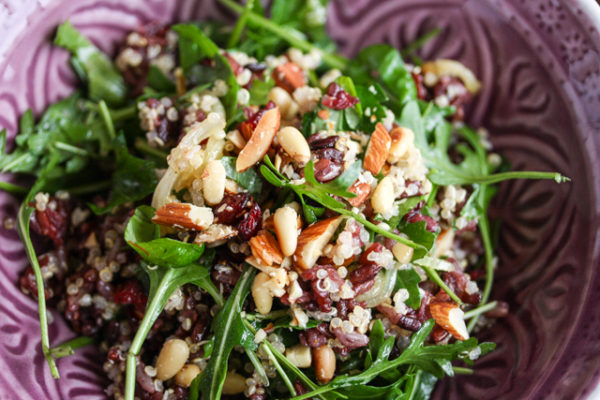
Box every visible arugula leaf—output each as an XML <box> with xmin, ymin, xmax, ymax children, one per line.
<box><xmin>260</xmin><ymin>156</ymin><xmax>425</xmax><ymax>251</ymax></box>
<box><xmin>146</xmin><ymin>65</ymin><xmax>176</xmax><ymax>92</ymax></box>
<box><xmin>248</xmin><ymin>76</ymin><xmax>275</xmax><ymax>106</ymax></box>
<box><xmin>54</xmin><ymin>21</ymin><xmax>126</xmax><ymax>106</ymax></box>
<box><xmin>291</xmin><ymin>320</ymin><xmax>495</xmax><ymax>400</ymax></box>
<box><xmin>123</xmin><ymin>208</ymin><xmax>223</xmax><ymax>400</ymax></box>
<box><xmin>386</xmin><ymin>195</ymin><xmax>425</xmax><ymax>230</ymax></box>
<box><xmin>124</xmin><ymin>206</ymin><xmax>205</xmax><ymax>267</ymax></box>
<box><xmin>173</xmin><ymin>23</ymin><xmax>240</xmax><ymax>119</ymax></box>
<box><xmin>196</xmin><ymin>265</ymin><xmax>257</xmax><ymax>400</ymax></box>
<box><xmin>365</xmin><ymin>320</ymin><xmax>394</xmax><ymax>369</ymax></box>
<box><xmin>221</xmin><ymin>156</ymin><xmax>263</xmax><ymax>198</ymax></box>
<box><xmin>398</xmin><ymin>220</ymin><xmax>437</xmax><ymax>259</ymax></box>
<box><xmin>396</xmin><ymin>267</ymin><xmax>422</xmax><ymax>309</ymax></box>
<box><xmin>89</xmin><ymin>135</ymin><xmax>157</xmax><ymax>214</ymax></box>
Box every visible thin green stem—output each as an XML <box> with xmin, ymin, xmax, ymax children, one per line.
<box><xmin>54</xmin><ymin>141</ymin><xmax>89</xmax><ymax>157</ymax></box>
<box><xmin>245</xmin><ymin>348</ymin><xmax>269</xmax><ymax>386</ymax></box>
<box><xmin>468</xmin><ymin>214</ymin><xmax>494</xmax><ymax>332</ymax></box>
<box><xmin>0</xmin><ymin>180</ymin><xmax>28</xmax><ymax>195</ymax></box>
<box><xmin>66</xmin><ymin>179</ymin><xmax>111</xmax><ymax>195</ymax></box>
<box><xmin>17</xmin><ymin>201</ymin><xmax>60</xmax><ymax>378</ymax></box>
<box><xmin>452</xmin><ymin>366</ymin><xmax>474</xmax><ymax>375</ymax></box>
<box><xmin>406</xmin><ymin>369</ymin><xmax>422</xmax><ymax>400</ymax></box>
<box><xmin>98</xmin><ymin>100</ymin><xmax>116</xmax><ymax>140</ymax></box>
<box><xmin>125</xmin><ymin>268</ymin><xmax>177</xmax><ymax>400</ymax></box>
<box><xmin>463</xmin><ymin>301</ymin><xmax>497</xmax><ymax>320</ymax></box>
<box><xmin>50</xmin><ymin>336</ymin><xmax>94</xmax><ymax>359</ymax></box>
<box><xmin>400</xmin><ymin>28</ymin><xmax>442</xmax><ymax>57</ymax></box>
<box><xmin>219</xmin><ymin>0</ymin><xmax>348</xmax><ymax>70</ymax></box>
<box><xmin>469</xmin><ymin>171</ymin><xmax>570</xmax><ymax>185</ymax></box>
<box><xmin>134</xmin><ymin>138</ymin><xmax>168</xmax><ymax>160</ymax></box>
<box><xmin>420</xmin><ymin>265</ymin><xmax>463</xmax><ymax>306</ymax></box>
<box><xmin>261</xmin><ymin>343</ymin><xmax>297</xmax><ymax>396</ymax></box>
<box><xmin>111</xmin><ymin>104</ymin><xmax>137</xmax><ymax>122</ymax></box>
<box><xmin>227</xmin><ymin>0</ymin><xmax>254</xmax><ymax>48</ymax></box>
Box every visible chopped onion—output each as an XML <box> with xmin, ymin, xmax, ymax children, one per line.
<box><xmin>355</xmin><ymin>269</ymin><xmax>397</xmax><ymax>307</ymax></box>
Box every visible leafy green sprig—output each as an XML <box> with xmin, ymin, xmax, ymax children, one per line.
<box><xmin>260</xmin><ymin>156</ymin><xmax>426</xmax><ymax>251</ymax></box>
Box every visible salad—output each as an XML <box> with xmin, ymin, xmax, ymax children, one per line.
<box><xmin>0</xmin><ymin>1</ymin><xmax>569</xmax><ymax>399</ymax></box>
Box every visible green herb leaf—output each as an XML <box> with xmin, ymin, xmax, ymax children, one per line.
<box><xmin>197</xmin><ymin>265</ymin><xmax>257</xmax><ymax>400</ymax></box>
<box><xmin>54</xmin><ymin>21</ymin><xmax>126</xmax><ymax>106</ymax></box>
<box><xmin>147</xmin><ymin>65</ymin><xmax>176</xmax><ymax>92</ymax></box>
<box><xmin>396</xmin><ymin>267</ymin><xmax>422</xmax><ymax>309</ymax></box>
<box><xmin>221</xmin><ymin>156</ymin><xmax>263</xmax><ymax>198</ymax></box>
<box><xmin>89</xmin><ymin>135</ymin><xmax>157</xmax><ymax>214</ymax></box>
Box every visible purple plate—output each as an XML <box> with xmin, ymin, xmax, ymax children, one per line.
<box><xmin>0</xmin><ymin>0</ymin><xmax>599</xmax><ymax>399</ymax></box>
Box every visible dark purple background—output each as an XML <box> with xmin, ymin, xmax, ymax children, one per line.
<box><xmin>0</xmin><ymin>0</ymin><xmax>598</xmax><ymax>399</ymax></box>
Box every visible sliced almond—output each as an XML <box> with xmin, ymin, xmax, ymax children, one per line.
<box><xmin>272</xmin><ymin>62</ymin><xmax>306</xmax><ymax>93</ymax></box>
<box><xmin>194</xmin><ymin>224</ymin><xmax>238</xmax><ymax>244</ymax></box>
<box><xmin>293</xmin><ymin>217</ymin><xmax>342</xmax><ymax>271</ymax></box>
<box><xmin>153</xmin><ymin>203</ymin><xmax>213</xmax><ymax>231</ymax></box>
<box><xmin>363</xmin><ymin>123</ymin><xmax>391</xmax><ymax>175</ymax></box>
<box><xmin>237</xmin><ymin>107</ymin><xmax>281</xmax><ymax>172</ymax></box>
<box><xmin>429</xmin><ymin>301</ymin><xmax>469</xmax><ymax>341</ymax></box>
<box><xmin>422</xmin><ymin>59</ymin><xmax>481</xmax><ymax>94</ymax></box>
<box><xmin>346</xmin><ymin>181</ymin><xmax>371</xmax><ymax>207</ymax></box>
<box><xmin>434</xmin><ymin>228</ymin><xmax>455</xmax><ymax>258</ymax></box>
<box><xmin>250</xmin><ymin>230</ymin><xmax>284</xmax><ymax>266</ymax></box>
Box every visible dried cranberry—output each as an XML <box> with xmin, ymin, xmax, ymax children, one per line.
<box><xmin>308</xmin><ymin>134</ymin><xmax>338</xmax><ymax>150</ymax></box>
<box><xmin>321</xmin><ymin>83</ymin><xmax>359</xmax><ymax>110</ymax></box>
<box><xmin>359</xmin><ymin>243</ymin><xmax>386</xmax><ymax>265</ymax></box>
<box><xmin>397</xmin><ymin>314</ymin><xmax>423</xmax><ymax>331</ymax></box>
<box><xmin>438</xmin><ymin>270</ymin><xmax>481</xmax><ymax>305</ymax></box>
<box><xmin>332</xmin><ymin>327</ymin><xmax>369</xmax><ymax>350</ymax></box>
<box><xmin>237</xmin><ymin>202</ymin><xmax>262</xmax><ymax>240</ymax></box>
<box><xmin>404</xmin><ymin>207</ymin><xmax>439</xmax><ymax>233</ymax></box>
<box><xmin>213</xmin><ymin>192</ymin><xmax>251</xmax><ymax>225</ymax></box>
<box><xmin>313</xmin><ymin>147</ymin><xmax>344</xmax><ymax>163</ymax></box>
<box><xmin>411</xmin><ymin>72</ymin><xmax>427</xmax><ymax>100</ymax></box>
<box><xmin>432</xmin><ymin>324</ymin><xmax>450</xmax><ymax>343</ymax></box>
<box><xmin>313</xmin><ymin>158</ymin><xmax>343</xmax><ymax>182</ymax></box>
<box><xmin>299</xmin><ymin>323</ymin><xmax>333</xmax><ymax>348</ymax></box>
<box><xmin>114</xmin><ymin>280</ymin><xmax>147</xmax><ymax>313</ymax></box>
<box><xmin>107</xmin><ymin>346</ymin><xmax>122</xmax><ymax>362</ymax></box>
<box><xmin>337</xmin><ymin>299</ymin><xmax>363</xmax><ymax>320</ymax></box>
<box><xmin>349</xmin><ymin>264</ymin><xmax>382</xmax><ymax>285</ymax></box>
<box><xmin>31</xmin><ymin>197</ymin><xmax>69</xmax><ymax>246</ymax></box>
<box><xmin>211</xmin><ymin>264</ymin><xmax>242</xmax><ymax>292</ymax></box>
<box><xmin>238</xmin><ymin>101</ymin><xmax>276</xmax><ymax>139</ymax></box>
<box><xmin>293</xmin><ymin>380</ymin><xmax>310</xmax><ymax>396</ymax></box>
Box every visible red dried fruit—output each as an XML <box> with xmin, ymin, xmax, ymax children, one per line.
<box><xmin>359</xmin><ymin>243</ymin><xmax>386</xmax><ymax>265</ymax></box>
<box><xmin>114</xmin><ymin>280</ymin><xmax>147</xmax><ymax>314</ymax></box>
<box><xmin>349</xmin><ymin>263</ymin><xmax>382</xmax><ymax>285</ymax></box>
<box><xmin>332</xmin><ymin>327</ymin><xmax>370</xmax><ymax>350</ymax></box>
<box><xmin>299</xmin><ymin>323</ymin><xmax>333</xmax><ymax>348</ymax></box>
<box><xmin>237</xmin><ymin>202</ymin><xmax>262</xmax><ymax>240</ymax></box>
<box><xmin>321</xmin><ymin>83</ymin><xmax>359</xmax><ymax>110</ymax></box>
<box><xmin>313</xmin><ymin>147</ymin><xmax>344</xmax><ymax>163</ymax></box>
<box><xmin>308</xmin><ymin>134</ymin><xmax>338</xmax><ymax>150</ymax></box>
<box><xmin>404</xmin><ymin>206</ymin><xmax>439</xmax><ymax>233</ymax></box>
<box><xmin>313</xmin><ymin>158</ymin><xmax>343</xmax><ymax>183</ymax></box>
<box><xmin>31</xmin><ymin>197</ymin><xmax>69</xmax><ymax>246</ymax></box>
<box><xmin>352</xmin><ymin>279</ymin><xmax>375</xmax><ymax>296</ymax></box>
<box><xmin>213</xmin><ymin>192</ymin><xmax>252</xmax><ymax>225</ymax></box>
<box><xmin>411</xmin><ymin>71</ymin><xmax>427</xmax><ymax>100</ymax></box>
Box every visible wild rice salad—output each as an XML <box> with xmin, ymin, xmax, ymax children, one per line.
<box><xmin>0</xmin><ymin>1</ymin><xmax>568</xmax><ymax>399</ymax></box>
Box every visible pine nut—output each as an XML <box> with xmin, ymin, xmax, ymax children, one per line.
<box><xmin>155</xmin><ymin>338</ymin><xmax>190</xmax><ymax>381</ymax></box>
<box><xmin>222</xmin><ymin>371</ymin><xmax>246</xmax><ymax>394</ymax></box>
<box><xmin>202</xmin><ymin>159</ymin><xmax>226</xmax><ymax>205</ymax></box>
<box><xmin>274</xmin><ymin>206</ymin><xmax>299</xmax><ymax>256</ymax></box>
<box><xmin>269</xmin><ymin>86</ymin><xmax>299</xmax><ymax>120</ymax></box>
<box><xmin>388</xmin><ymin>127</ymin><xmax>415</xmax><ymax>164</ymax></box>
<box><xmin>371</xmin><ymin>176</ymin><xmax>395</xmax><ymax>216</ymax></box>
<box><xmin>174</xmin><ymin>364</ymin><xmax>201</xmax><ymax>387</ymax></box>
<box><xmin>286</xmin><ymin>344</ymin><xmax>312</xmax><ymax>368</ymax></box>
<box><xmin>313</xmin><ymin>345</ymin><xmax>336</xmax><ymax>384</ymax></box>
<box><xmin>392</xmin><ymin>242</ymin><xmax>414</xmax><ymax>264</ymax></box>
<box><xmin>252</xmin><ymin>272</ymin><xmax>273</xmax><ymax>314</ymax></box>
<box><xmin>277</xmin><ymin>126</ymin><xmax>311</xmax><ymax>165</ymax></box>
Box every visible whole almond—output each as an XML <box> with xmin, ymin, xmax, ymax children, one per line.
<box><xmin>294</xmin><ymin>217</ymin><xmax>342</xmax><ymax>270</ymax></box>
<box><xmin>429</xmin><ymin>301</ymin><xmax>469</xmax><ymax>341</ymax></box>
<box><xmin>237</xmin><ymin>107</ymin><xmax>281</xmax><ymax>172</ymax></box>
<box><xmin>363</xmin><ymin>123</ymin><xmax>391</xmax><ymax>175</ymax></box>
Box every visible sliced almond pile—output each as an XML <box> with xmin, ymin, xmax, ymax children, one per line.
<box><xmin>429</xmin><ymin>301</ymin><xmax>469</xmax><ymax>341</ymax></box>
<box><xmin>363</xmin><ymin>123</ymin><xmax>391</xmax><ymax>175</ymax></box>
<box><xmin>236</xmin><ymin>107</ymin><xmax>281</xmax><ymax>172</ymax></box>
<box><xmin>153</xmin><ymin>203</ymin><xmax>214</xmax><ymax>231</ymax></box>
<box><xmin>272</xmin><ymin>62</ymin><xmax>306</xmax><ymax>93</ymax></box>
<box><xmin>294</xmin><ymin>217</ymin><xmax>342</xmax><ymax>271</ymax></box>
<box><xmin>346</xmin><ymin>181</ymin><xmax>371</xmax><ymax>207</ymax></box>
<box><xmin>250</xmin><ymin>230</ymin><xmax>284</xmax><ymax>266</ymax></box>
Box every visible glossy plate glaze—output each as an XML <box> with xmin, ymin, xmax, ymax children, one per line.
<box><xmin>0</xmin><ymin>0</ymin><xmax>598</xmax><ymax>399</ymax></box>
